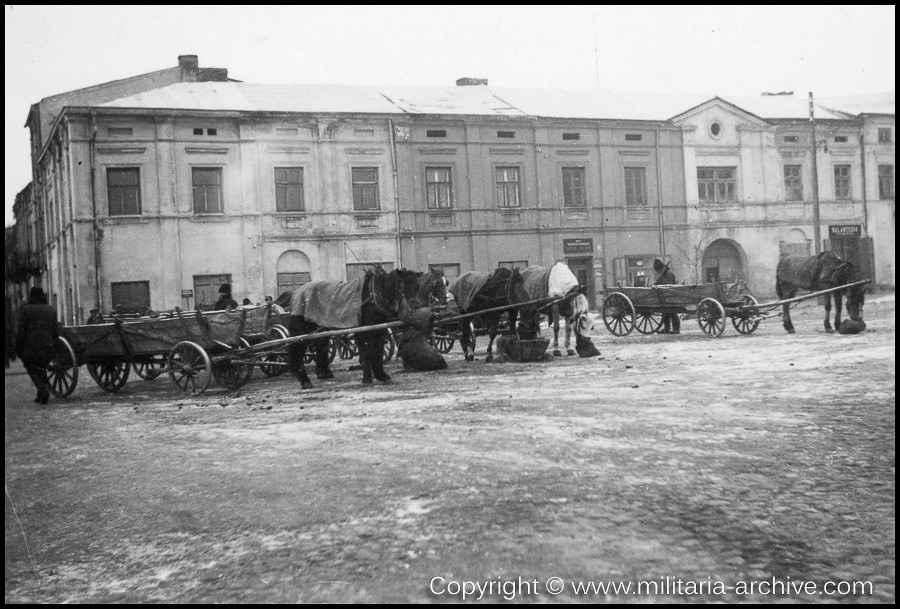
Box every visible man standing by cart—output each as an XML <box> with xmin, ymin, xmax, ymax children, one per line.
<box><xmin>15</xmin><ymin>287</ymin><xmax>62</xmax><ymax>404</ymax></box>
<box><xmin>654</xmin><ymin>259</ymin><xmax>681</xmax><ymax>334</ymax></box>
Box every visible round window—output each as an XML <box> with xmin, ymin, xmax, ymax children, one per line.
<box><xmin>710</xmin><ymin>121</ymin><xmax>722</xmax><ymax>137</ymax></box>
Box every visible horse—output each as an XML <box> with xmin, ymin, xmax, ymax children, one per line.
<box><xmin>417</xmin><ymin>268</ymin><xmax>449</xmax><ymax>309</ymax></box>
<box><xmin>775</xmin><ymin>251</ymin><xmax>866</xmax><ymax>334</ymax></box>
<box><xmin>285</xmin><ymin>268</ymin><xmax>424</xmax><ymax>387</ymax></box>
<box><xmin>520</xmin><ymin>263</ymin><xmax>597</xmax><ymax>357</ymax></box>
<box><xmin>448</xmin><ymin>267</ymin><xmax>535</xmax><ymax>362</ymax></box>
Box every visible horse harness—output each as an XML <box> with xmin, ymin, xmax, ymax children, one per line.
<box><xmin>361</xmin><ymin>271</ymin><xmax>400</xmax><ymax>316</ymax></box>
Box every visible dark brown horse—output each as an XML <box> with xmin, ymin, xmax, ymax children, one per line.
<box><xmin>417</xmin><ymin>268</ymin><xmax>449</xmax><ymax>309</ymax></box>
<box><xmin>448</xmin><ymin>268</ymin><xmax>535</xmax><ymax>362</ymax></box>
<box><xmin>286</xmin><ymin>268</ymin><xmax>423</xmax><ymax>387</ymax></box>
<box><xmin>776</xmin><ymin>251</ymin><xmax>865</xmax><ymax>334</ymax></box>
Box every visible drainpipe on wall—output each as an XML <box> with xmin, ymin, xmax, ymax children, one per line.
<box><xmin>388</xmin><ymin>119</ymin><xmax>403</xmax><ymax>268</ymax></box>
<box><xmin>859</xmin><ymin>122</ymin><xmax>868</xmax><ymax>236</ymax></box>
<box><xmin>89</xmin><ymin>112</ymin><xmax>103</xmax><ymax>312</ymax></box>
<box><xmin>655</xmin><ymin>124</ymin><xmax>665</xmax><ymax>258</ymax></box>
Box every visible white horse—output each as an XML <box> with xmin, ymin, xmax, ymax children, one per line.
<box><xmin>521</xmin><ymin>263</ymin><xmax>595</xmax><ymax>356</ymax></box>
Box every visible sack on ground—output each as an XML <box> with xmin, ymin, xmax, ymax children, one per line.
<box><xmin>397</xmin><ymin>329</ymin><xmax>447</xmax><ymax>371</ymax></box>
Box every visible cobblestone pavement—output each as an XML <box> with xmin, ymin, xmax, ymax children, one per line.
<box><xmin>5</xmin><ymin>297</ymin><xmax>895</xmax><ymax>603</ymax></box>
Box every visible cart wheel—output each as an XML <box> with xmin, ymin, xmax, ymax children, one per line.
<box><xmin>168</xmin><ymin>341</ymin><xmax>212</xmax><ymax>395</ymax></box>
<box><xmin>602</xmin><ymin>292</ymin><xmax>635</xmax><ymax>336</ymax></box>
<box><xmin>697</xmin><ymin>298</ymin><xmax>727</xmax><ymax>337</ymax></box>
<box><xmin>429</xmin><ymin>328</ymin><xmax>456</xmax><ymax>354</ymax></box>
<box><xmin>87</xmin><ymin>360</ymin><xmax>131</xmax><ymax>393</ymax></box>
<box><xmin>47</xmin><ymin>336</ymin><xmax>78</xmax><ymax>398</ymax></box>
<box><xmin>383</xmin><ymin>332</ymin><xmax>396</xmax><ymax>364</ymax></box>
<box><xmin>212</xmin><ymin>358</ymin><xmax>253</xmax><ymax>390</ymax></box>
<box><xmin>634</xmin><ymin>311</ymin><xmax>664</xmax><ymax>335</ymax></box>
<box><xmin>132</xmin><ymin>355</ymin><xmax>167</xmax><ymax>380</ymax></box>
<box><xmin>337</xmin><ymin>335</ymin><xmax>358</xmax><ymax>360</ymax></box>
<box><xmin>259</xmin><ymin>326</ymin><xmax>288</xmax><ymax>377</ymax></box>
<box><xmin>732</xmin><ymin>295</ymin><xmax>761</xmax><ymax>335</ymax></box>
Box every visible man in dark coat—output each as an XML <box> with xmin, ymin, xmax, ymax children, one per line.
<box><xmin>15</xmin><ymin>287</ymin><xmax>61</xmax><ymax>404</ymax></box>
<box><xmin>214</xmin><ymin>284</ymin><xmax>239</xmax><ymax>311</ymax></box>
<box><xmin>653</xmin><ymin>259</ymin><xmax>681</xmax><ymax>334</ymax></box>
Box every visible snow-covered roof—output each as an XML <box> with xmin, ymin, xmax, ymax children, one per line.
<box><xmin>98</xmin><ymin>82</ymin><xmax>894</xmax><ymax>122</ymax></box>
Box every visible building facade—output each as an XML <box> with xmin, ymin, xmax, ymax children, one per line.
<box><xmin>11</xmin><ymin>59</ymin><xmax>894</xmax><ymax>326</ymax></box>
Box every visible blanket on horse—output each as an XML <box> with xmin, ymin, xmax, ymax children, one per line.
<box><xmin>448</xmin><ymin>272</ymin><xmax>491</xmax><ymax>312</ymax></box>
<box><xmin>290</xmin><ymin>279</ymin><xmax>365</xmax><ymax>329</ymax></box>
<box><xmin>522</xmin><ymin>263</ymin><xmax>580</xmax><ymax>300</ymax></box>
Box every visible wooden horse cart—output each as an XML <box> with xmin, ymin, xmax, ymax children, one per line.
<box><xmin>601</xmin><ymin>279</ymin><xmax>870</xmax><ymax>338</ymax></box>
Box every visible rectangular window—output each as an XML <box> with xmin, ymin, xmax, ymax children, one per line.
<box><xmin>353</xmin><ymin>128</ymin><xmax>375</xmax><ymax>137</ymax></box>
<box><xmin>625</xmin><ymin>133</ymin><xmax>643</xmax><ymax>141</ymax></box>
<box><xmin>193</xmin><ymin>128</ymin><xmax>204</xmax><ymax>135</ymax></box>
<box><xmin>878</xmin><ymin>128</ymin><xmax>892</xmax><ymax>143</ymax></box>
<box><xmin>784</xmin><ymin>165</ymin><xmax>804</xmax><ymax>201</ymax></box>
<box><xmin>697</xmin><ymin>167</ymin><xmax>736</xmax><ymax>204</ymax></box>
<box><xmin>275</xmin><ymin>167</ymin><xmax>304</xmax><ymax>211</ymax></box>
<box><xmin>562</xmin><ymin>132</ymin><xmax>581</xmax><ymax>141</ymax></box>
<box><xmin>834</xmin><ymin>135</ymin><xmax>848</xmax><ymax>143</ymax></box>
<box><xmin>833</xmin><ymin>165</ymin><xmax>851</xmax><ymax>200</ymax></box>
<box><xmin>346</xmin><ymin>262</ymin><xmax>394</xmax><ymax>282</ymax></box>
<box><xmin>783</xmin><ymin>135</ymin><xmax>799</xmax><ymax>143</ymax></box>
<box><xmin>495</xmin><ymin>167</ymin><xmax>521</xmax><ymax>208</ymax></box>
<box><xmin>429</xmin><ymin>263</ymin><xmax>460</xmax><ymax>283</ymax></box>
<box><xmin>207</xmin><ymin>128</ymin><xmax>217</xmax><ymax>136</ymax></box>
<box><xmin>193</xmin><ymin>274</ymin><xmax>231</xmax><ymax>311</ymax></box>
<box><xmin>562</xmin><ymin>166</ymin><xmax>586</xmax><ymax>208</ymax></box>
<box><xmin>426</xmin><ymin>130</ymin><xmax>447</xmax><ymax>138</ymax></box>
<box><xmin>498</xmin><ymin>261</ymin><xmax>528</xmax><ymax>270</ymax></box>
<box><xmin>192</xmin><ymin>167</ymin><xmax>223</xmax><ymax>213</ymax></box>
<box><xmin>497</xmin><ymin>131</ymin><xmax>516</xmax><ymax>139</ymax></box>
<box><xmin>107</xmin><ymin>127</ymin><xmax>133</xmax><ymax>137</ymax></box>
<box><xmin>624</xmin><ymin>167</ymin><xmax>647</xmax><ymax>206</ymax></box>
<box><xmin>107</xmin><ymin>168</ymin><xmax>141</xmax><ymax>216</ymax></box>
<box><xmin>110</xmin><ymin>281</ymin><xmax>150</xmax><ymax>315</ymax></box>
<box><xmin>276</xmin><ymin>272</ymin><xmax>311</xmax><ymax>296</ymax></box>
<box><xmin>352</xmin><ymin>167</ymin><xmax>380</xmax><ymax>210</ymax></box>
<box><xmin>425</xmin><ymin>167</ymin><xmax>453</xmax><ymax>209</ymax></box>
<box><xmin>878</xmin><ymin>165</ymin><xmax>894</xmax><ymax>199</ymax></box>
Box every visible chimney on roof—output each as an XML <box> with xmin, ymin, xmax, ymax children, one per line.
<box><xmin>456</xmin><ymin>77</ymin><xmax>488</xmax><ymax>86</ymax></box>
<box><xmin>179</xmin><ymin>55</ymin><xmax>199</xmax><ymax>82</ymax></box>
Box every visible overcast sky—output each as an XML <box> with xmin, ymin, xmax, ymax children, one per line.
<box><xmin>4</xmin><ymin>5</ymin><xmax>895</xmax><ymax>225</ymax></box>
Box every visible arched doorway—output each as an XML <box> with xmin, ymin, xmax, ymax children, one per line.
<box><xmin>702</xmin><ymin>239</ymin><xmax>744</xmax><ymax>283</ymax></box>
<box><xmin>275</xmin><ymin>250</ymin><xmax>312</xmax><ymax>297</ymax></box>
<box><xmin>780</xmin><ymin>228</ymin><xmax>811</xmax><ymax>258</ymax></box>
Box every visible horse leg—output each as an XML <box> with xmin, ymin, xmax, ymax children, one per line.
<box><xmin>551</xmin><ymin>310</ymin><xmax>563</xmax><ymax>356</ymax></box>
<box><xmin>777</xmin><ymin>281</ymin><xmax>796</xmax><ymax>334</ymax></box>
<box><xmin>287</xmin><ymin>318</ymin><xmax>313</xmax><ymax>389</ymax></box>
<box><xmin>370</xmin><ymin>329</ymin><xmax>392</xmax><ymax>384</ymax></box>
<box><xmin>823</xmin><ymin>293</ymin><xmax>835</xmax><ymax>333</ymax></box>
<box><xmin>832</xmin><ymin>292</ymin><xmax>844</xmax><ymax>333</ymax></box>
<box><xmin>565</xmin><ymin>320</ymin><xmax>576</xmax><ymax>356</ymax></box>
<box><xmin>485</xmin><ymin>327</ymin><xmax>496</xmax><ymax>363</ymax></box>
<box><xmin>460</xmin><ymin>321</ymin><xmax>476</xmax><ymax>362</ymax></box>
<box><xmin>356</xmin><ymin>332</ymin><xmax>375</xmax><ymax>384</ymax></box>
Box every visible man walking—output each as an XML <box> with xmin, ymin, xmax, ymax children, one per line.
<box><xmin>15</xmin><ymin>287</ymin><xmax>61</xmax><ymax>404</ymax></box>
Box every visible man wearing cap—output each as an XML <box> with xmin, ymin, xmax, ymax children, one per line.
<box><xmin>653</xmin><ymin>259</ymin><xmax>681</xmax><ymax>334</ymax></box>
<box><xmin>15</xmin><ymin>287</ymin><xmax>62</xmax><ymax>404</ymax></box>
<box><xmin>214</xmin><ymin>284</ymin><xmax>239</xmax><ymax>311</ymax></box>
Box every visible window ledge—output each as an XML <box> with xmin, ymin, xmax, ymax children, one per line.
<box><xmin>103</xmin><ymin>216</ymin><xmax>147</xmax><ymax>225</ymax></box>
<box><xmin>190</xmin><ymin>214</ymin><xmax>230</xmax><ymax>222</ymax></box>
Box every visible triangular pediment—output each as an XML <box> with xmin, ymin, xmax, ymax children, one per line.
<box><xmin>671</xmin><ymin>97</ymin><xmax>769</xmax><ymax>127</ymax></box>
